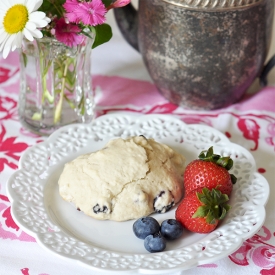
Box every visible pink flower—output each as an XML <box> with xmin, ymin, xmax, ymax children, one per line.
<box><xmin>63</xmin><ymin>0</ymin><xmax>79</xmax><ymax>22</ymax></box>
<box><xmin>54</xmin><ymin>18</ymin><xmax>84</xmax><ymax>47</ymax></box>
<box><xmin>107</xmin><ymin>0</ymin><xmax>131</xmax><ymax>10</ymax></box>
<box><xmin>64</xmin><ymin>0</ymin><xmax>107</xmax><ymax>26</ymax></box>
<box><xmin>63</xmin><ymin>0</ymin><xmax>78</xmax><ymax>12</ymax></box>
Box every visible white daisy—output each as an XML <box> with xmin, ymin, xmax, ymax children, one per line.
<box><xmin>0</xmin><ymin>0</ymin><xmax>51</xmax><ymax>59</ymax></box>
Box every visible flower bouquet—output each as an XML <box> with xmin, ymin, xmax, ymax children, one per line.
<box><xmin>0</xmin><ymin>0</ymin><xmax>130</xmax><ymax>135</ymax></box>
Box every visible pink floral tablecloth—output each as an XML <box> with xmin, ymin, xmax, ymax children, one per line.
<box><xmin>1</xmin><ymin>12</ymin><xmax>275</xmax><ymax>275</ymax></box>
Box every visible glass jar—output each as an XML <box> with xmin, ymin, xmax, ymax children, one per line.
<box><xmin>19</xmin><ymin>35</ymin><xmax>95</xmax><ymax>136</ymax></box>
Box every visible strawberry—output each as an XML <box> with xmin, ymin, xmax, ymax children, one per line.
<box><xmin>175</xmin><ymin>187</ymin><xmax>230</xmax><ymax>233</ymax></box>
<box><xmin>184</xmin><ymin>147</ymin><xmax>237</xmax><ymax>196</ymax></box>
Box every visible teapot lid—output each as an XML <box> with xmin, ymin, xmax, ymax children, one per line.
<box><xmin>162</xmin><ymin>0</ymin><xmax>263</xmax><ymax>10</ymax></box>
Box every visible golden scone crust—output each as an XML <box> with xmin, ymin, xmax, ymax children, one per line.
<box><xmin>58</xmin><ymin>136</ymin><xmax>185</xmax><ymax>221</ymax></box>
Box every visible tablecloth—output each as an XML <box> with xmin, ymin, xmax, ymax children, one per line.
<box><xmin>1</xmin><ymin>7</ymin><xmax>275</xmax><ymax>275</ymax></box>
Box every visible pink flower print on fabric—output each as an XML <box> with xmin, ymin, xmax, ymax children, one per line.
<box><xmin>2</xmin><ymin>204</ymin><xmax>19</xmax><ymax>232</ymax></box>
<box><xmin>0</xmin><ymin>95</ymin><xmax>17</xmax><ymax>120</ymax></box>
<box><xmin>21</xmin><ymin>268</ymin><xmax>50</xmax><ymax>275</ymax></box>
<box><xmin>267</xmin><ymin>122</ymin><xmax>275</xmax><ymax>136</ymax></box>
<box><xmin>64</xmin><ymin>0</ymin><xmax>106</xmax><ymax>26</ymax></box>
<box><xmin>266</xmin><ymin>122</ymin><xmax>275</xmax><ymax>150</ymax></box>
<box><xmin>252</xmin><ymin>246</ymin><xmax>275</xmax><ymax>269</ymax></box>
<box><xmin>0</xmin><ymin>124</ymin><xmax>29</xmax><ymax>172</ymax></box>
<box><xmin>237</xmin><ymin>118</ymin><xmax>260</xmax><ymax>151</ymax></box>
<box><xmin>21</xmin><ymin>268</ymin><xmax>30</xmax><ymax>275</ymax></box>
<box><xmin>0</xmin><ymin>61</ymin><xmax>20</xmax><ymax>95</ymax></box>
<box><xmin>0</xmin><ymin>67</ymin><xmax>12</xmax><ymax>84</ymax></box>
<box><xmin>260</xmin><ymin>266</ymin><xmax>275</xmax><ymax>275</ymax></box>
<box><xmin>230</xmin><ymin>243</ymin><xmax>253</xmax><ymax>266</ymax></box>
<box><xmin>229</xmin><ymin>226</ymin><xmax>275</xmax><ymax>273</ymax></box>
<box><xmin>0</xmin><ymin>194</ymin><xmax>35</xmax><ymax>242</ymax></box>
<box><xmin>54</xmin><ymin>18</ymin><xmax>84</xmax><ymax>47</ymax></box>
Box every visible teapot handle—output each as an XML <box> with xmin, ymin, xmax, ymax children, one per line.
<box><xmin>113</xmin><ymin>3</ymin><xmax>139</xmax><ymax>52</ymax></box>
<box><xmin>260</xmin><ymin>54</ymin><xmax>275</xmax><ymax>86</ymax></box>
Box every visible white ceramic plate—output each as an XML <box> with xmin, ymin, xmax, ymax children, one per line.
<box><xmin>7</xmin><ymin>114</ymin><xmax>269</xmax><ymax>274</ymax></box>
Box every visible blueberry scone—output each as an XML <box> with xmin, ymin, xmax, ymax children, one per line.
<box><xmin>58</xmin><ymin>136</ymin><xmax>185</xmax><ymax>221</ymax></box>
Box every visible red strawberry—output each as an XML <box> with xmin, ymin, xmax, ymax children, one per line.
<box><xmin>175</xmin><ymin>187</ymin><xmax>230</xmax><ymax>233</ymax></box>
<box><xmin>184</xmin><ymin>147</ymin><xmax>237</xmax><ymax>196</ymax></box>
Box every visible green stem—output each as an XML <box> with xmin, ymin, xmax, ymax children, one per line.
<box><xmin>78</xmin><ymin>94</ymin><xmax>85</xmax><ymax>115</ymax></box>
<box><xmin>42</xmin><ymin>69</ymin><xmax>47</xmax><ymax>103</ymax></box>
<box><xmin>54</xmin><ymin>57</ymin><xmax>69</xmax><ymax>124</ymax></box>
<box><xmin>40</xmin><ymin>45</ymin><xmax>54</xmax><ymax>104</ymax></box>
<box><xmin>52</xmin><ymin>2</ymin><xmax>64</xmax><ymax>17</ymax></box>
<box><xmin>32</xmin><ymin>50</ymin><xmax>53</xmax><ymax>121</ymax></box>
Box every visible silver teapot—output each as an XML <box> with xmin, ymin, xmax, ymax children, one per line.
<box><xmin>114</xmin><ymin>0</ymin><xmax>274</xmax><ymax>110</ymax></box>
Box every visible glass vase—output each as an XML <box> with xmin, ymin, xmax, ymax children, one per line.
<box><xmin>19</xmin><ymin>35</ymin><xmax>95</xmax><ymax>136</ymax></box>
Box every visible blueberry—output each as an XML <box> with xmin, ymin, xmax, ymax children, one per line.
<box><xmin>93</xmin><ymin>203</ymin><xmax>109</xmax><ymax>214</ymax></box>
<box><xmin>160</xmin><ymin>219</ymin><xmax>183</xmax><ymax>240</ymax></box>
<box><xmin>133</xmin><ymin>217</ymin><xmax>160</xmax><ymax>239</ymax></box>
<box><xmin>144</xmin><ymin>232</ymin><xmax>166</xmax><ymax>253</ymax></box>
<box><xmin>153</xmin><ymin>191</ymin><xmax>175</xmax><ymax>213</ymax></box>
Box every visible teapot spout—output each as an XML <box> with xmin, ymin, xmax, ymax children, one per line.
<box><xmin>113</xmin><ymin>3</ymin><xmax>139</xmax><ymax>52</ymax></box>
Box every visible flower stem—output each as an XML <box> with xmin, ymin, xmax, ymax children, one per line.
<box><xmin>42</xmin><ymin>67</ymin><xmax>54</xmax><ymax>104</ymax></box>
<box><xmin>51</xmin><ymin>1</ymin><xmax>64</xmax><ymax>17</ymax></box>
<box><xmin>54</xmin><ymin>57</ymin><xmax>69</xmax><ymax>124</ymax></box>
<box><xmin>32</xmin><ymin>51</ymin><xmax>54</xmax><ymax>121</ymax></box>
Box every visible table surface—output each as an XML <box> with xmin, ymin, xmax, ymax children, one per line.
<box><xmin>1</xmin><ymin>5</ymin><xmax>275</xmax><ymax>275</ymax></box>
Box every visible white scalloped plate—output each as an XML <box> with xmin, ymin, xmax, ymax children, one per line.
<box><xmin>7</xmin><ymin>114</ymin><xmax>269</xmax><ymax>274</ymax></box>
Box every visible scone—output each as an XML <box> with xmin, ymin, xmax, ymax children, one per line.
<box><xmin>58</xmin><ymin>136</ymin><xmax>185</xmax><ymax>221</ymax></box>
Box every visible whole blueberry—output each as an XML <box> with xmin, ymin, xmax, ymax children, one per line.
<box><xmin>144</xmin><ymin>232</ymin><xmax>166</xmax><ymax>253</ymax></box>
<box><xmin>133</xmin><ymin>217</ymin><xmax>160</xmax><ymax>239</ymax></box>
<box><xmin>160</xmin><ymin>219</ymin><xmax>183</xmax><ymax>240</ymax></box>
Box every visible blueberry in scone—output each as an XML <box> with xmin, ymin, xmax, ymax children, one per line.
<box><xmin>153</xmin><ymin>190</ymin><xmax>175</xmax><ymax>213</ymax></box>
